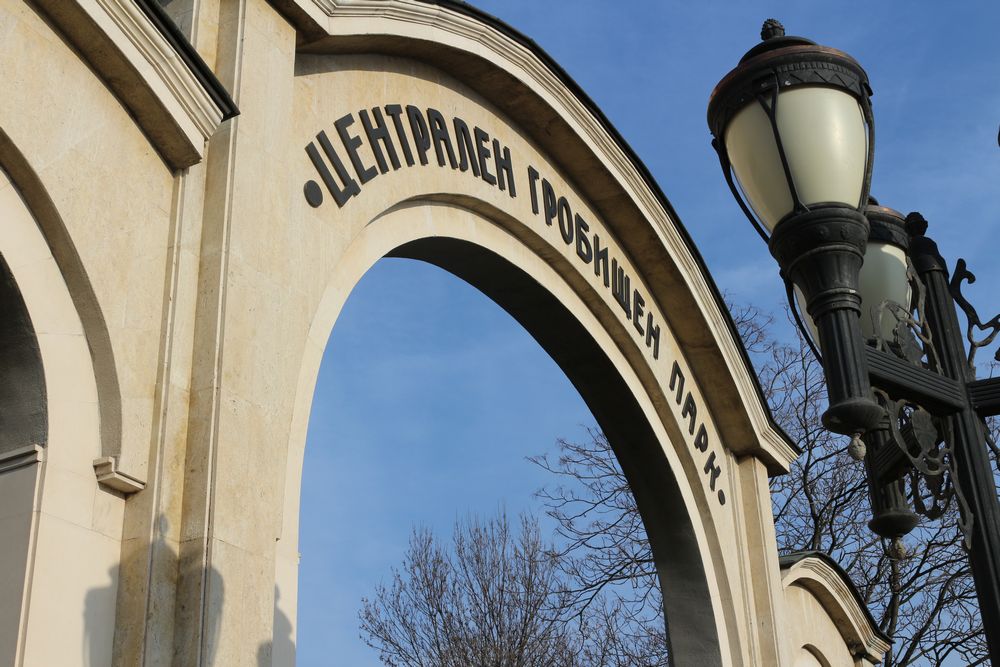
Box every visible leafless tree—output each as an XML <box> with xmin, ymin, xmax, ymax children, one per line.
<box><xmin>766</xmin><ymin>320</ymin><xmax>997</xmax><ymax>666</ymax></box>
<box><xmin>363</xmin><ymin>303</ymin><xmax>996</xmax><ymax>665</ymax></box>
<box><xmin>529</xmin><ymin>427</ymin><xmax>668</xmax><ymax>665</ymax></box>
<box><xmin>359</xmin><ymin>511</ymin><xmax>586</xmax><ymax>667</ymax></box>
<box><xmin>532</xmin><ymin>303</ymin><xmax>995</xmax><ymax>666</ymax></box>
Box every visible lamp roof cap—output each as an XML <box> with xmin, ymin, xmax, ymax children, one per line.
<box><xmin>707</xmin><ymin>20</ymin><xmax>872</xmax><ymax>140</ymax></box>
<box><xmin>740</xmin><ymin>19</ymin><xmax>817</xmax><ymax>63</ymax></box>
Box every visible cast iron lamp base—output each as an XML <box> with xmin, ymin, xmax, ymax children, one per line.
<box><xmin>769</xmin><ymin>206</ymin><xmax>885</xmax><ymax>435</ymax></box>
<box><xmin>863</xmin><ymin>425</ymin><xmax>921</xmax><ymax>538</ymax></box>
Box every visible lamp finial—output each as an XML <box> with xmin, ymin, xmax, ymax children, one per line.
<box><xmin>761</xmin><ymin>19</ymin><xmax>785</xmax><ymax>41</ymax></box>
<box><xmin>905</xmin><ymin>212</ymin><xmax>929</xmax><ymax>237</ymax></box>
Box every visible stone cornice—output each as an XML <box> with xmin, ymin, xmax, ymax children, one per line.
<box><xmin>0</xmin><ymin>444</ymin><xmax>45</xmax><ymax>475</ymax></box>
<box><xmin>32</xmin><ymin>0</ymin><xmax>238</xmax><ymax>169</ymax></box>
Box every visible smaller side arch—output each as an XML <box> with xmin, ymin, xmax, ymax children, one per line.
<box><xmin>796</xmin><ymin>643</ymin><xmax>833</xmax><ymax>667</ymax></box>
<box><xmin>0</xmin><ymin>130</ymin><xmax>123</xmax><ymax>472</ymax></box>
<box><xmin>780</xmin><ymin>552</ymin><xmax>891</xmax><ymax>666</ymax></box>
<box><xmin>0</xmin><ymin>159</ymin><xmax>123</xmax><ymax>667</ymax></box>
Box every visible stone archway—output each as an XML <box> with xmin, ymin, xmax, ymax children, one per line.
<box><xmin>254</xmin><ymin>31</ymin><xmax>798</xmax><ymax>660</ymax></box>
<box><xmin>280</xmin><ymin>200</ymin><xmax>725</xmax><ymax>663</ymax></box>
<box><xmin>0</xmin><ymin>1</ymin><xmax>892</xmax><ymax>665</ymax></box>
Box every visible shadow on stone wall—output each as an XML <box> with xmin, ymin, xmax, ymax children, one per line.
<box><xmin>83</xmin><ymin>565</ymin><xmax>117</xmax><ymax>666</ymax></box>
<box><xmin>84</xmin><ymin>515</ymin><xmax>227</xmax><ymax>665</ymax></box>
<box><xmin>258</xmin><ymin>586</ymin><xmax>294</xmax><ymax>667</ymax></box>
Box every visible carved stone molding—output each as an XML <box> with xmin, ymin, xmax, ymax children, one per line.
<box><xmin>31</xmin><ymin>0</ymin><xmax>238</xmax><ymax>169</ymax></box>
<box><xmin>780</xmin><ymin>552</ymin><xmax>891</xmax><ymax>664</ymax></box>
<box><xmin>0</xmin><ymin>443</ymin><xmax>45</xmax><ymax>475</ymax></box>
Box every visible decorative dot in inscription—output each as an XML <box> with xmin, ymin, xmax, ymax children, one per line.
<box><xmin>718</xmin><ymin>490</ymin><xmax>726</xmax><ymax>505</ymax></box>
<box><xmin>304</xmin><ymin>180</ymin><xmax>323</xmax><ymax>208</ymax></box>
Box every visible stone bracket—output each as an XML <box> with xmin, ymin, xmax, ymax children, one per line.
<box><xmin>93</xmin><ymin>456</ymin><xmax>146</xmax><ymax>494</ymax></box>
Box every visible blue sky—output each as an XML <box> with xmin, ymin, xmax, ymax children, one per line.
<box><xmin>295</xmin><ymin>2</ymin><xmax>1000</xmax><ymax>664</ymax></box>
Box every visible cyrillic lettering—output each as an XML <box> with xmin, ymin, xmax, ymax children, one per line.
<box><xmin>632</xmin><ymin>290</ymin><xmax>645</xmax><ymax>337</ymax></box>
<box><xmin>542</xmin><ymin>179</ymin><xmax>557</xmax><ymax>227</ymax></box>
<box><xmin>611</xmin><ymin>259</ymin><xmax>631</xmax><ymax>319</ymax></box>
<box><xmin>574</xmin><ymin>215</ymin><xmax>592</xmax><ymax>263</ymax></box>
<box><xmin>474</xmin><ymin>127</ymin><xmax>496</xmax><ymax>185</ymax></box>
<box><xmin>694</xmin><ymin>425</ymin><xmax>709</xmax><ymax>452</ymax></box>
<box><xmin>406</xmin><ymin>105</ymin><xmax>431</xmax><ymax>165</ymax></box>
<box><xmin>646</xmin><ymin>314</ymin><xmax>660</xmax><ymax>359</ymax></box>
<box><xmin>527</xmin><ymin>166</ymin><xmax>540</xmax><ymax>214</ymax></box>
<box><xmin>313</xmin><ymin>131</ymin><xmax>360</xmax><ymax>207</ymax></box>
<box><xmin>493</xmin><ymin>140</ymin><xmax>515</xmax><ymax>197</ymax></box>
<box><xmin>682</xmin><ymin>393</ymin><xmax>697</xmax><ymax>435</ymax></box>
<box><xmin>427</xmin><ymin>108</ymin><xmax>458</xmax><ymax>169</ymax></box>
<box><xmin>669</xmin><ymin>362</ymin><xmax>685</xmax><ymax>405</ymax></box>
<box><xmin>453</xmin><ymin>118</ymin><xmax>479</xmax><ymax>175</ymax></box>
<box><xmin>384</xmin><ymin>104</ymin><xmax>414</xmax><ymax>167</ymax></box>
<box><xmin>703</xmin><ymin>452</ymin><xmax>722</xmax><ymax>491</ymax></box>
<box><xmin>557</xmin><ymin>197</ymin><xmax>573</xmax><ymax>245</ymax></box>
<box><xmin>359</xmin><ymin>108</ymin><xmax>400</xmax><ymax>173</ymax></box>
<box><xmin>335</xmin><ymin>113</ymin><xmax>377</xmax><ymax>184</ymax></box>
<box><xmin>594</xmin><ymin>235</ymin><xmax>609</xmax><ymax>287</ymax></box>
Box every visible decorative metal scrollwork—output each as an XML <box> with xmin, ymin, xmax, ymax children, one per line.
<box><xmin>872</xmin><ymin>259</ymin><xmax>940</xmax><ymax>370</ymax></box>
<box><xmin>985</xmin><ymin>419</ymin><xmax>1000</xmax><ymax>475</ymax></box>
<box><xmin>868</xmin><ymin>264</ymin><xmax>975</xmax><ymax>545</ymax></box>
<box><xmin>875</xmin><ymin>388</ymin><xmax>974</xmax><ymax>546</ymax></box>
<box><xmin>950</xmin><ymin>258</ymin><xmax>1000</xmax><ymax>368</ymax></box>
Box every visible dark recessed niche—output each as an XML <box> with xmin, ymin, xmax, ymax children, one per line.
<box><xmin>0</xmin><ymin>253</ymin><xmax>47</xmax><ymax>453</ymax></box>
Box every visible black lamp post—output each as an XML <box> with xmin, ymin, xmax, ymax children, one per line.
<box><xmin>708</xmin><ymin>19</ymin><xmax>1000</xmax><ymax>661</ymax></box>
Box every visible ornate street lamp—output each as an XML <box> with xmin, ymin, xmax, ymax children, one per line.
<box><xmin>708</xmin><ymin>19</ymin><xmax>1000</xmax><ymax>661</ymax></box>
<box><xmin>707</xmin><ymin>19</ymin><xmax>881</xmax><ymax>437</ymax></box>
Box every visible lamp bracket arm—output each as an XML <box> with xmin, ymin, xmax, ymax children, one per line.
<box><xmin>949</xmin><ymin>258</ymin><xmax>1000</xmax><ymax>368</ymax></box>
<box><xmin>875</xmin><ymin>389</ymin><xmax>973</xmax><ymax>544</ymax></box>
<box><xmin>968</xmin><ymin>377</ymin><xmax>1000</xmax><ymax>418</ymax></box>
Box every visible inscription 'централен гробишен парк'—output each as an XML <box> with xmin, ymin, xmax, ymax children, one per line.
<box><xmin>303</xmin><ymin>103</ymin><xmax>727</xmax><ymax>505</ymax></box>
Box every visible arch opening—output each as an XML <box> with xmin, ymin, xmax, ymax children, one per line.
<box><xmin>296</xmin><ymin>256</ymin><xmax>597</xmax><ymax>664</ymax></box>
<box><xmin>389</xmin><ymin>237</ymin><xmax>720</xmax><ymax>661</ymax></box>
<box><xmin>292</xmin><ymin>217</ymin><xmax>724</xmax><ymax>665</ymax></box>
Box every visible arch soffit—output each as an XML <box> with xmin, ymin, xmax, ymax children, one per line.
<box><xmin>292</xmin><ymin>197</ymin><xmax>725</xmax><ymax>542</ymax></box>
<box><xmin>277</xmin><ymin>0</ymin><xmax>796</xmax><ymax>473</ymax></box>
